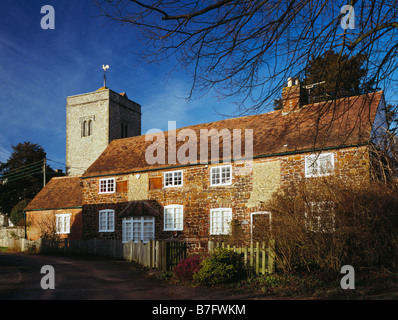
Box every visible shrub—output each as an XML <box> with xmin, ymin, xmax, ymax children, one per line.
<box><xmin>193</xmin><ymin>248</ymin><xmax>242</xmax><ymax>286</ymax></box>
<box><xmin>174</xmin><ymin>255</ymin><xmax>204</xmax><ymax>281</ymax></box>
<box><xmin>10</xmin><ymin>199</ymin><xmax>31</xmax><ymax>226</ymax></box>
<box><xmin>264</xmin><ymin>177</ymin><xmax>398</xmax><ymax>273</ymax></box>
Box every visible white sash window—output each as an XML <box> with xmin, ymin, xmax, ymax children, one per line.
<box><xmin>210</xmin><ymin>208</ymin><xmax>232</xmax><ymax>235</ymax></box>
<box><xmin>56</xmin><ymin>213</ymin><xmax>71</xmax><ymax>234</ymax></box>
<box><xmin>210</xmin><ymin>165</ymin><xmax>232</xmax><ymax>186</ymax></box>
<box><xmin>164</xmin><ymin>205</ymin><xmax>183</xmax><ymax>231</ymax></box>
<box><xmin>122</xmin><ymin>216</ymin><xmax>155</xmax><ymax>243</ymax></box>
<box><xmin>305</xmin><ymin>153</ymin><xmax>334</xmax><ymax>177</ymax></box>
<box><xmin>99</xmin><ymin>209</ymin><xmax>115</xmax><ymax>232</ymax></box>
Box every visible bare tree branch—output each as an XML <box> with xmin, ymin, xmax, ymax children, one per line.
<box><xmin>94</xmin><ymin>0</ymin><xmax>398</xmax><ymax>118</ymax></box>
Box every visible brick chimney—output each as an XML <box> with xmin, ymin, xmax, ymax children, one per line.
<box><xmin>282</xmin><ymin>78</ymin><xmax>301</xmax><ymax>115</ymax></box>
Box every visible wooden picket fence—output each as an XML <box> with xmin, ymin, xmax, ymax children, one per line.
<box><xmin>1</xmin><ymin>238</ymin><xmax>187</xmax><ymax>271</ymax></box>
<box><xmin>208</xmin><ymin>240</ymin><xmax>275</xmax><ymax>274</ymax></box>
<box><xmin>2</xmin><ymin>238</ymin><xmax>275</xmax><ymax>274</ymax></box>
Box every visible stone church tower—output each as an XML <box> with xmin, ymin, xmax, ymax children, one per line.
<box><xmin>66</xmin><ymin>87</ymin><xmax>141</xmax><ymax>176</ymax></box>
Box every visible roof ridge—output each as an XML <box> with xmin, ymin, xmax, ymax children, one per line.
<box><xmin>83</xmin><ymin>91</ymin><xmax>383</xmax><ymax>177</ymax></box>
<box><xmin>52</xmin><ymin>175</ymin><xmax>81</xmax><ymax>180</ymax></box>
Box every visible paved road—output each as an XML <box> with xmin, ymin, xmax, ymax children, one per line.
<box><xmin>0</xmin><ymin>252</ymin><xmax>254</xmax><ymax>300</ymax></box>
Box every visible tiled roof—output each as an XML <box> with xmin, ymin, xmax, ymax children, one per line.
<box><xmin>25</xmin><ymin>176</ymin><xmax>82</xmax><ymax>211</ymax></box>
<box><xmin>119</xmin><ymin>200</ymin><xmax>161</xmax><ymax>218</ymax></box>
<box><xmin>82</xmin><ymin>91</ymin><xmax>384</xmax><ymax>177</ymax></box>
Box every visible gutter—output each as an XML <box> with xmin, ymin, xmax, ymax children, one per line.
<box><xmin>25</xmin><ymin>206</ymin><xmax>83</xmax><ymax>212</ymax></box>
<box><xmin>81</xmin><ymin>143</ymin><xmax>368</xmax><ymax>179</ymax></box>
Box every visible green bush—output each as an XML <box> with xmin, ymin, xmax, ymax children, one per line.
<box><xmin>10</xmin><ymin>199</ymin><xmax>31</xmax><ymax>226</ymax></box>
<box><xmin>193</xmin><ymin>248</ymin><xmax>242</xmax><ymax>286</ymax></box>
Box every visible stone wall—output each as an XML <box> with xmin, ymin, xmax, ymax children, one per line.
<box><xmin>280</xmin><ymin>145</ymin><xmax>370</xmax><ymax>190</ymax></box>
<box><xmin>82</xmin><ymin>175</ymin><xmax>130</xmax><ymax>241</ymax></box>
<box><xmin>81</xmin><ymin>145</ymin><xmax>372</xmax><ymax>252</ymax></box>
<box><xmin>0</xmin><ymin>227</ymin><xmax>24</xmax><ymax>240</ymax></box>
<box><xmin>0</xmin><ymin>214</ymin><xmax>24</xmax><ymax>241</ymax></box>
<box><xmin>109</xmin><ymin>90</ymin><xmax>142</xmax><ymax>140</ymax></box>
<box><xmin>0</xmin><ymin>214</ymin><xmax>8</xmax><ymax>227</ymax></box>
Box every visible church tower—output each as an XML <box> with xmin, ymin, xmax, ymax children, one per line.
<box><xmin>65</xmin><ymin>87</ymin><xmax>141</xmax><ymax>176</ymax></box>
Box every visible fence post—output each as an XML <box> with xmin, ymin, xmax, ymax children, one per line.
<box><xmin>255</xmin><ymin>242</ymin><xmax>260</xmax><ymax>274</ymax></box>
<box><xmin>155</xmin><ymin>241</ymin><xmax>160</xmax><ymax>269</ymax></box>
<box><xmin>268</xmin><ymin>239</ymin><xmax>275</xmax><ymax>274</ymax></box>
<box><xmin>152</xmin><ymin>240</ymin><xmax>156</xmax><ymax>268</ymax></box>
<box><xmin>162</xmin><ymin>241</ymin><xmax>167</xmax><ymax>272</ymax></box>
<box><xmin>36</xmin><ymin>239</ymin><xmax>42</xmax><ymax>253</ymax></box>
<box><xmin>261</xmin><ymin>242</ymin><xmax>266</xmax><ymax>275</ymax></box>
<box><xmin>250</xmin><ymin>242</ymin><xmax>254</xmax><ymax>267</ymax></box>
<box><xmin>148</xmin><ymin>240</ymin><xmax>153</xmax><ymax>268</ymax></box>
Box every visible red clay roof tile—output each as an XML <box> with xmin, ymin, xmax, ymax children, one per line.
<box><xmin>25</xmin><ymin>176</ymin><xmax>82</xmax><ymax>211</ymax></box>
<box><xmin>82</xmin><ymin>91</ymin><xmax>384</xmax><ymax>177</ymax></box>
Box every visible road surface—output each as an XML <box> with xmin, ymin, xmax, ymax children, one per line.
<box><xmin>0</xmin><ymin>252</ymin><xmax>254</xmax><ymax>300</ymax></box>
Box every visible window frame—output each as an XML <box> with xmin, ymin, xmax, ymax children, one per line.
<box><xmin>210</xmin><ymin>165</ymin><xmax>232</xmax><ymax>186</ymax></box>
<box><xmin>164</xmin><ymin>204</ymin><xmax>184</xmax><ymax>231</ymax></box>
<box><xmin>55</xmin><ymin>213</ymin><xmax>71</xmax><ymax>234</ymax></box>
<box><xmin>98</xmin><ymin>209</ymin><xmax>115</xmax><ymax>232</ymax></box>
<box><xmin>82</xmin><ymin>120</ymin><xmax>87</xmax><ymax>137</ymax></box>
<box><xmin>122</xmin><ymin>216</ymin><xmax>155</xmax><ymax>243</ymax></box>
<box><xmin>164</xmin><ymin>170</ymin><xmax>184</xmax><ymax>188</ymax></box>
<box><xmin>99</xmin><ymin>178</ymin><xmax>116</xmax><ymax>194</ymax></box>
<box><xmin>305</xmin><ymin>153</ymin><xmax>334</xmax><ymax>177</ymax></box>
<box><xmin>121</xmin><ymin>123</ymin><xmax>128</xmax><ymax>138</ymax></box>
<box><xmin>88</xmin><ymin>120</ymin><xmax>92</xmax><ymax>136</ymax></box>
<box><xmin>210</xmin><ymin>208</ymin><xmax>232</xmax><ymax>235</ymax></box>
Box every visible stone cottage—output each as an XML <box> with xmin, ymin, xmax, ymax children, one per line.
<box><xmin>25</xmin><ymin>81</ymin><xmax>388</xmax><ymax>252</ymax></box>
<box><xmin>79</xmin><ymin>86</ymin><xmax>386</xmax><ymax>252</ymax></box>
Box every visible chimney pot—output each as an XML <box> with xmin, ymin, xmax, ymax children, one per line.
<box><xmin>282</xmin><ymin>78</ymin><xmax>301</xmax><ymax>115</ymax></box>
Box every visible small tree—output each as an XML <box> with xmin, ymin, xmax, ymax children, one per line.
<box><xmin>33</xmin><ymin>213</ymin><xmax>58</xmax><ymax>240</ymax></box>
<box><xmin>9</xmin><ymin>199</ymin><xmax>31</xmax><ymax>226</ymax></box>
<box><xmin>264</xmin><ymin>177</ymin><xmax>398</xmax><ymax>273</ymax></box>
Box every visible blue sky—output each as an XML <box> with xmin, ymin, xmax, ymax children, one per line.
<box><xmin>0</xmin><ymin>1</ymin><xmax>238</xmax><ymax>170</ymax></box>
<box><xmin>1</xmin><ymin>1</ymin><xmax>396</xmax><ymax>172</ymax></box>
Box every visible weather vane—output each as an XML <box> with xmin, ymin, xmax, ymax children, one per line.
<box><xmin>102</xmin><ymin>64</ymin><xmax>109</xmax><ymax>88</ymax></box>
